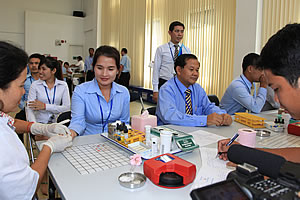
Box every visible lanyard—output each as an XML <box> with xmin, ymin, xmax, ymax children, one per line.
<box><xmin>29</xmin><ymin>77</ymin><xmax>33</xmax><ymax>84</ymax></box>
<box><xmin>97</xmin><ymin>94</ymin><xmax>113</xmax><ymax>133</ymax></box>
<box><xmin>169</xmin><ymin>42</ymin><xmax>183</xmax><ymax>61</ymax></box>
<box><xmin>44</xmin><ymin>85</ymin><xmax>56</xmax><ymax>104</ymax></box>
<box><xmin>174</xmin><ymin>78</ymin><xmax>193</xmax><ymax>114</ymax></box>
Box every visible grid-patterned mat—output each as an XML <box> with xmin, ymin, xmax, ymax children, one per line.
<box><xmin>62</xmin><ymin>142</ymin><xmax>130</xmax><ymax>175</ymax></box>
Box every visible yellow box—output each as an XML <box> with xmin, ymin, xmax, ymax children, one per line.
<box><xmin>234</xmin><ymin>112</ymin><xmax>265</xmax><ymax>128</ymax></box>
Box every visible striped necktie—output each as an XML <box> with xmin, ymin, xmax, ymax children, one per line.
<box><xmin>174</xmin><ymin>44</ymin><xmax>179</xmax><ymax>61</ymax></box>
<box><xmin>185</xmin><ymin>89</ymin><xmax>193</xmax><ymax>115</ymax></box>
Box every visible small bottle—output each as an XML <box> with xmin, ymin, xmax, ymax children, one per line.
<box><xmin>274</xmin><ymin>118</ymin><xmax>279</xmax><ymax>132</ymax></box>
<box><xmin>144</xmin><ymin>125</ymin><xmax>152</xmax><ymax>146</ymax></box>
<box><xmin>116</xmin><ymin>124</ymin><xmax>121</xmax><ymax>136</ymax></box>
<box><xmin>278</xmin><ymin>118</ymin><xmax>284</xmax><ymax>132</ymax></box>
<box><xmin>124</xmin><ymin>126</ymin><xmax>129</xmax><ymax>139</ymax></box>
<box><xmin>151</xmin><ymin>137</ymin><xmax>158</xmax><ymax>156</ymax></box>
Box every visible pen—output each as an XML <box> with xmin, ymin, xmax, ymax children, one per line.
<box><xmin>226</xmin><ymin>133</ymin><xmax>239</xmax><ymax>146</ymax></box>
<box><xmin>216</xmin><ymin>133</ymin><xmax>239</xmax><ymax>158</ymax></box>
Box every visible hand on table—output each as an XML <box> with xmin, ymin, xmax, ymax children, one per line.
<box><xmin>42</xmin><ymin>134</ymin><xmax>72</xmax><ymax>154</ymax></box>
<box><xmin>221</xmin><ymin>114</ymin><xmax>233</xmax><ymax>126</ymax></box>
<box><xmin>207</xmin><ymin>113</ymin><xmax>223</xmax><ymax>126</ymax></box>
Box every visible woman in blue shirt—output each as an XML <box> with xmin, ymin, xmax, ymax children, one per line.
<box><xmin>69</xmin><ymin>46</ymin><xmax>130</xmax><ymax>136</ymax></box>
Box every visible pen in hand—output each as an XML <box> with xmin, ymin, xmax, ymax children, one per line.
<box><xmin>216</xmin><ymin>133</ymin><xmax>239</xmax><ymax>158</ymax></box>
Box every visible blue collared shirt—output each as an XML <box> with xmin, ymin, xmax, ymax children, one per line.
<box><xmin>84</xmin><ymin>56</ymin><xmax>93</xmax><ymax>72</ymax></box>
<box><xmin>120</xmin><ymin>54</ymin><xmax>131</xmax><ymax>73</ymax></box>
<box><xmin>156</xmin><ymin>76</ymin><xmax>226</xmax><ymax>126</ymax></box>
<box><xmin>19</xmin><ymin>74</ymin><xmax>38</xmax><ymax>110</ymax></box>
<box><xmin>220</xmin><ymin>74</ymin><xmax>267</xmax><ymax>115</ymax></box>
<box><xmin>68</xmin><ymin>79</ymin><xmax>130</xmax><ymax>136</ymax></box>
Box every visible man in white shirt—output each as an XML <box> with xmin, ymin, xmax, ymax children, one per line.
<box><xmin>152</xmin><ymin>21</ymin><xmax>191</xmax><ymax>102</ymax></box>
<box><xmin>71</xmin><ymin>56</ymin><xmax>85</xmax><ymax>83</ymax></box>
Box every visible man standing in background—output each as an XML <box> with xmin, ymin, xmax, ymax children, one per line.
<box><xmin>152</xmin><ymin>21</ymin><xmax>191</xmax><ymax>102</ymax></box>
<box><xmin>15</xmin><ymin>53</ymin><xmax>44</xmax><ymax>141</ymax></box>
<box><xmin>116</xmin><ymin>48</ymin><xmax>131</xmax><ymax>88</ymax></box>
<box><xmin>84</xmin><ymin>48</ymin><xmax>94</xmax><ymax>81</ymax></box>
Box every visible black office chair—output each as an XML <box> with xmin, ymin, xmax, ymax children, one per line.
<box><xmin>208</xmin><ymin>95</ymin><xmax>220</xmax><ymax>106</ymax></box>
<box><xmin>147</xmin><ymin>106</ymin><xmax>156</xmax><ymax>115</ymax></box>
<box><xmin>56</xmin><ymin>111</ymin><xmax>71</xmax><ymax>126</ymax></box>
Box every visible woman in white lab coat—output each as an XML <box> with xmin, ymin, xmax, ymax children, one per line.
<box><xmin>0</xmin><ymin>41</ymin><xmax>72</xmax><ymax>200</ymax></box>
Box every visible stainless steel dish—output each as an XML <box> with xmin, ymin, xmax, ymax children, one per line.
<box><xmin>255</xmin><ymin>129</ymin><xmax>271</xmax><ymax>137</ymax></box>
<box><xmin>118</xmin><ymin>172</ymin><xmax>146</xmax><ymax>189</ymax></box>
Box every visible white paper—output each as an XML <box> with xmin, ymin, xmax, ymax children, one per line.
<box><xmin>190</xmin><ymin>147</ymin><xmax>234</xmax><ymax>191</ymax></box>
<box><xmin>188</xmin><ymin>129</ymin><xmax>226</xmax><ymax>147</ymax></box>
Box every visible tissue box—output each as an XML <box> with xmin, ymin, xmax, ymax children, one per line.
<box><xmin>131</xmin><ymin>114</ymin><xmax>157</xmax><ymax>132</ymax></box>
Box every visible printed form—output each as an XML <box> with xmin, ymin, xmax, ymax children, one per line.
<box><xmin>190</xmin><ymin>147</ymin><xmax>234</xmax><ymax>191</ymax></box>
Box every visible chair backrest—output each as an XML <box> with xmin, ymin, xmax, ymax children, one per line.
<box><xmin>208</xmin><ymin>95</ymin><xmax>220</xmax><ymax>106</ymax></box>
<box><xmin>56</xmin><ymin>111</ymin><xmax>72</xmax><ymax>126</ymax></box>
<box><xmin>146</xmin><ymin>106</ymin><xmax>156</xmax><ymax>115</ymax></box>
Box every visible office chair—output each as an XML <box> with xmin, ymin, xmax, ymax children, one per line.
<box><xmin>56</xmin><ymin>111</ymin><xmax>71</xmax><ymax>126</ymax></box>
<box><xmin>208</xmin><ymin>95</ymin><xmax>220</xmax><ymax>106</ymax></box>
<box><xmin>147</xmin><ymin>106</ymin><xmax>157</xmax><ymax>115</ymax></box>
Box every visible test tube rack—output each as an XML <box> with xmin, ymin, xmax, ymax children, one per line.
<box><xmin>234</xmin><ymin>112</ymin><xmax>266</xmax><ymax>128</ymax></box>
<box><xmin>113</xmin><ymin>129</ymin><xmax>146</xmax><ymax>147</ymax></box>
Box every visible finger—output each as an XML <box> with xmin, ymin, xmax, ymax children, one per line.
<box><xmin>217</xmin><ymin>140</ymin><xmax>227</xmax><ymax>152</ymax></box>
<box><xmin>223</xmin><ymin>116</ymin><xmax>230</xmax><ymax>125</ymax></box>
<box><xmin>226</xmin><ymin>161</ymin><xmax>237</xmax><ymax>167</ymax></box>
<box><xmin>219</xmin><ymin>153</ymin><xmax>228</xmax><ymax>160</ymax></box>
<box><xmin>215</xmin><ymin>116</ymin><xmax>223</xmax><ymax>126</ymax></box>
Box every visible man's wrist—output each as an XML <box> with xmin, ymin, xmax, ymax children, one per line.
<box><xmin>153</xmin><ymin>84</ymin><xmax>159</xmax><ymax>92</ymax></box>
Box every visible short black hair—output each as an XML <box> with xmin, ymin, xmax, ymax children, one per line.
<box><xmin>40</xmin><ymin>57</ymin><xmax>63</xmax><ymax>80</ymax></box>
<box><xmin>28</xmin><ymin>53</ymin><xmax>42</xmax><ymax>62</ymax></box>
<box><xmin>242</xmin><ymin>53</ymin><xmax>260</xmax><ymax>72</ymax></box>
<box><xmin>121</xmin><ymin>48</ymin><xmax>127</xmax><ymax>54</ymax></box>
<box><xmin>169</xmin><ymin>21</ymin><xmax>185</xmax><ymax>31</ymax></box>
<box><xmin>174</xmin><ymin>54</ymin><xmax>198</xmax><ymax>74</ymax></box>
<box><xmin>89</xmin><ymin>48</ymin><xmax>94</xmax><ymax>51</ymax></box>
<box><xmin>64</xmin><ymin>62</ymin><xmax>69</xmax><ymax>66</ymax></box>
<box><xmin>77</xmin><ymin>56</ymin><xmax>82</xmax><ymax>61</ymax></box>
<box><xmin>93</xmin><ymin>45</ymin><xmax>120</xmax><ymax>70</ymax></box>
<box><xmin>259</xmin><ymin>23</ymin><xmax>300</xmax><ymax>87</ymax></box>
<box><xmin>0</xmin><ymin>41</ymin><xmax>28</xmax><ymax>90</ymax></box>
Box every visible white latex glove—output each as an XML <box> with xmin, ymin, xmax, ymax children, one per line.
<box><xmin>42</xmin><ymin>134</ymin><xmax>72</xmax><ymax>154</ymax></box>
<box><xmin>31</xmin><ymin>123</ymin><xmax>71</xmax><ymax>137</ymax></box>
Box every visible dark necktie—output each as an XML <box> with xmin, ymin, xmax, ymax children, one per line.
<box><xmin>185</xmin><ymin>89</ymin><xmax>193</xmax><ymax>115</ymax></box>
<box><xmin>174</xmin><ymin>44</ymin><xmax>179</xmax><ymax>61</ymax></box>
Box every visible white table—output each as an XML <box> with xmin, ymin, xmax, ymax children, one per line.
<box><xmin>43</xmin><ymin>110</ymin><xmax>295</xmax><ymax>200</ymax></box>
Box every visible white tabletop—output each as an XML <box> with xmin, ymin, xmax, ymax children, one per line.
<box><xmin>44</xmin><ymin>110</ymin><xmax>294</xmax><ymax>200</ymax></box>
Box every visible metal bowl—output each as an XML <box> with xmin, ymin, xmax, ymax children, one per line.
<box><xmin>255</xmin><ymin>130</ymin><xmax>271</xmax><ymax>137</ymax></box>
<box><xmin>118</xmin><ymin>172</ymin><xmax>146</xmax><ymax>189</ymax></box>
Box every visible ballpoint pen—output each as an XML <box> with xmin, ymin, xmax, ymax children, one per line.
<box><xmin>216</xmin><ymin>133</ymin><xmax>239</xmax><ymax>158</ymax></box>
